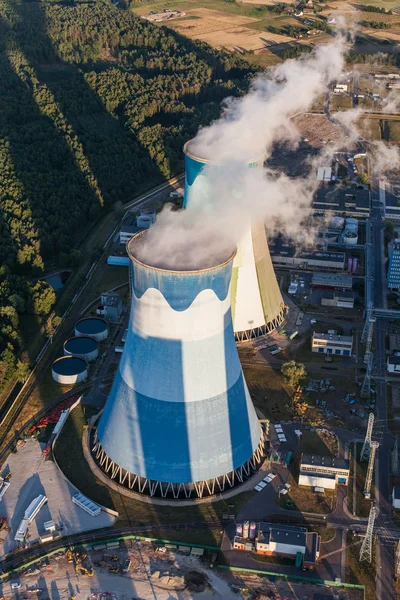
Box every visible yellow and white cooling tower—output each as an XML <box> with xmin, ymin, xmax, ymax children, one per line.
<box><xmin>184</xmin><ymin>142</ymin><xmax>286</xmax><ymax>341</ymax></box>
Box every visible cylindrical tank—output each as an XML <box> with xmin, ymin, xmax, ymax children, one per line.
<box><xmin>63</xmin><ymin>336</ymin><xmax>99</xmax><ymax>362</ymax></box>
<box><xmin>243</xmin><ymin>521</ymin><xmax>250</xmax><ymax>539</ymax></box>
<box><xmin>94</xmin><ymin>231</ymin><xmax>263</xmax><ymax>500</ymax></box>
<box><xmin>140</xmin><ymin>208</ymin><xmax>156</xmax><ymax>224</ymax></box>
<box><xmin>183</xmin><ymin>141</ymin><xmax>286</xmax><ymax>341</ymax></box>
<box><xmin>52</xmin><ymin>356</ymin><xmax>88</xmax><ymax>384</ymax></box>
<box><xmin>352</xmin><ymin>257</ymin><xmax>358</xmax><ymax>272</ymax></box>
<box><xmin>249</xmin><ymin>522</ymin><xmax>257</xmax><ymax>540</ymax></box>
<box><xmin>136</xmin><ymin>215</ymin><xmax>153</xmax><ymax>229</ymax></box>
<box><xmin>343</xmin><ymin>231</ymin><xmax>358</xmax><ymax>246</ymax></box>
<box><xmin>331</xmin><ymin>216</ymin><xmax>344</xmax><ymax>229</ymax></box>
<box><xmin>346</xmin><ymin>217</ymin><xmax>358</xmax><ymax>228</ymax></box>
<box><xmin>236</xmin><ymin>523</ymin><xmax>243</xmax><ymax>536</ymax></box>
<box><xmin>75</xmin><ymin>318</ymin><xmax>109</xmax><ymax>342</ymax></box>
<box><xmin>347</xmin><ymin>258</ymin><xmax>353</xmax><ymax>273</ymax></box>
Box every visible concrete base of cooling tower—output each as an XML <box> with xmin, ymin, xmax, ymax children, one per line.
<box><xmin>234</xmin><ymin>306</ymin><xmax>288</xmax><ymax>343</ymax></box>
<box><xmin>83</xmin><ymin>415</ymin><xmax>269</xmax><ymax>506</ymax></box>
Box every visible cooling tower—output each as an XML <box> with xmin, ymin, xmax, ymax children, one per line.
<box><xmin>183</xmin><ymin>142</ymin><xmax>286</xmax><ymax>341</ymax></box>
<box><xmin>93</xmin><ymin>232</ymin><xmax>265</xmax><ymax>499</ymax></box>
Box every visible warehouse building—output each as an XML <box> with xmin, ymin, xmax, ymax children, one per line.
<box><xmin>233</xmin><ymin>522</ymin><xmax>320</xmax><ymax>567</ymax></box>
<box><xmin>313</xmin><ymin>185</ymin><xmax>370</xmax><ymax>219</ymax></box>
<box><xmin>299</xmin><ymin>454</ymin><xmax>350</xmax><ymax>489</ymax></box>
<box><xmin>311</xmin><ymin>332</ymin><xmax>353</xmax><ymax>356</ymax></box>
<box><xmin>270</xmin><ymin>249</ymin><xmax>345</xmax><ymax>271</ymax></box>
<box><xmin>321</xmin><ymin>291</ymin><xmax>355</xmax><ymax>309</ymax></box>
<box><xmin>311</xmin><ymin>273</ymin><xmax>353</xmax><ymax>291</ymax></box>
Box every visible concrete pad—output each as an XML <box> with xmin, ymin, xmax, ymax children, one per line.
<box><xmin>0</xmin><ymin>440</ymin><xmax>115</xmax><ymax>555</ymax></box>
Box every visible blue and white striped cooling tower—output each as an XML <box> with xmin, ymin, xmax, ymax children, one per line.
<box><xmin>93</xmin><ymin>232</ymin><xmax>264</xmax><ymax>499</ymax></box>
<box><xmin>184</xmin><ymin>141</ymin><xmax>286</xmax><ymax>341</ymax></box>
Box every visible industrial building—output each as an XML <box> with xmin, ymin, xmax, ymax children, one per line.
<box><xmin>384</xmin><ymin>184</ymin><xmax>400</xmax><ymax>221</ymax></box>
<box><xmin>388</xmin><ymin>240</ymin><xmax>400</xmax><ymax>290</ymax></box>
<box><xmin>183</xmin><ymin>141</ymin><xmax>286</xmax><ymax>341</ymax></box>
<box><xmin>75</xmin><ymin>317</ymin><xmax>109</xmax><ymax>342</ymax></box>
<box><xmin>120</xmin><ymin>210</ymin><xmax>157</xmax><ymax>245</ymax></box>
<box><xmin>93</xmin><ymin>231</ymin><xmax>265</xmax><ymax>499</ymax></box>
<box><xmin>233</xmin><ymin>522</ymin><xmax>320</xmax><ymax>567</ymax></box>
<box><xmin>392</xmin><ymin>486</ymin><xmax>400</xmax><ymax>509</ymax></box>
<box><xmin>51</xmin><ymin>356</ymin><xmax>88</xmax><ymax>384</ymax></box>
<box><xmin>97</xmin><ymin>292</ymin><xmax>122</xmax><ymax>323</ymax></box>
<box><xmin>313</xmin><ymin>185</ymin><xmax>370</xmax><ymax>218</ymax></box>
<box><xmin>311</xmin><ymin>332</ymin><xmax>353</xmax><ymax>356</ymax></box>
<box><xmin>63</xmin><ymin>336</ymin><xmax>98</xmax><ymax>362</ymax></box>
<box><xmin>270</xmin><ymin>248</ymin><xmax>345</xmax><ymax>271</ymax></box>
<box><xmin>317</xmin><ymin>166</ymin><xmax>332</xmax><ymax>182</ymax></box>
<box><xmin>387</xmin><ymin>355</ymin><xmax>400</xmax><ymax>374</ymax></box>
<box><xmin>321</xmin><ymin>291</ymin><xmax>355</xmax><ymax>309</ymax></box>
<box><xmin>299</xmin><ymin>454</ymin><xmax>350</xmax><ymax>489</ymax></box>
<box><xmin>311</xmin><ymin>273</ymin><xmax>353</xmax><ymax>291</ymax></box>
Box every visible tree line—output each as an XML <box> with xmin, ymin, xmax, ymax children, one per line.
<box><xmin>0</xmin><ymin>0</ymin><xmax>257</xmax><ymax>389</ymax></box>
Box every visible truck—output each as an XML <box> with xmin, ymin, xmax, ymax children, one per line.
<box><xmin>169</xmin><ymin>188</ymin><xmax>184</xmax><ymax>199</ymax></box>
<box><xmin>122</xmin><ymin>557</ymin><xmax>132</xmax><ymax>573</ymax></box>
<box><xmin>289</xmin><ymin>330</ymin><xmax>299</xmax><ymax>340</ymax></box>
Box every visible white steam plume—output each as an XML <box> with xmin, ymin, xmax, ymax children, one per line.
<box><xmin>136</xmin><ymin>34</ymin><xmax>361</xmax><ymax>270</ymax></box>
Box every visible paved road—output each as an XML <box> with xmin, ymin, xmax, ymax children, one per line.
<box><xmin>370</xmin><ymin>175</ymin><xmax>396</xmax><ymax>600</ymax></box>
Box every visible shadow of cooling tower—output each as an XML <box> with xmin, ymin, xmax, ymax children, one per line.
<box><xmin>91</xmin><ymin>231</ymin><xmax>266</xmax><ymax>500</ymax></box>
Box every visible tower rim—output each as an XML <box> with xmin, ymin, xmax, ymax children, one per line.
<box><xmin>127</xmin><ymin>230</ymin><xmax>236</xmax><ymax>274</ymax></box>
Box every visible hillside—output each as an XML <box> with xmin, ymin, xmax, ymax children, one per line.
<box><xmin>0</xmin><ymin>0</ymin><xmax>255</xmax><ymax>389</ymax></box>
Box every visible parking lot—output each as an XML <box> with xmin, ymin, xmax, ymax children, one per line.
<box><xmin>0</xmin><ymin>440</ymin><xmax>115</xmax><ymax>557</ymax></box>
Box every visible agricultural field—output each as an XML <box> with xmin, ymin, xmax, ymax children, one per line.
<box><xmin>133</xmin><ymin>0</ymin><xmax>400</xmax><ymax>60</ymax></box>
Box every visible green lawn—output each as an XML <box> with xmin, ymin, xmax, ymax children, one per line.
<box><xmin>241</xmin><ymin>363</ymin><xmax>293</xmax><ymax>422</ymax></box>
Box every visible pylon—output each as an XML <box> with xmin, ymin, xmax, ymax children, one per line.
<box><xmin>363</xmin><ymin>441</ymin><xmax>379</xmax><ymax>499</ymax></box>
<box><xmin>361</xmin><ymin>413</ymin><xmax>375</xmax><ymax>461</ymax></box>
<box><xmin>359</xmin><ymin>502</ymin><xmax>376</xmax><ymax>563</ymax></box>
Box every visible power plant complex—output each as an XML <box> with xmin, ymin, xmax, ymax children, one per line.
<box><xmin>183</xmin><ymin>141</ymin><xmax>286</xmax><ymax>341</ymax></box>
<box><xmin>92</xmin><ymin>231</ymin><xmax>265</xmax><ymax>499</ymax></box>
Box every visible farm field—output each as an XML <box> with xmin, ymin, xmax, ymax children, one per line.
<box><xmin>133</xmin><ymin>0</ymin><xmax>400</xmax><ymax>60</ymax></box>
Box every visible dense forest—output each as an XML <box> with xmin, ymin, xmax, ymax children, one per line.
<box><xmin>0</xmin><ymin>0</ymin><xmax>256</xmax><ymax>389</ymax></box>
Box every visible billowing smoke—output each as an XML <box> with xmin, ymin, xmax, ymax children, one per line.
<box><xmin>134</xmin><ymin>34</ymin><xmax>396</xmax><ymax>271</ymax></box>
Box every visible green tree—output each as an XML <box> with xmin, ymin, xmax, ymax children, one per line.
<box><xmin>281</xmin><ymin>360</ymin><xmax>307</xmax><ymax>387</ymax></box>
<box><xmin>16</xmin><ymin>359</ymin><xmax>30</xmax><ymax>382</ymax></box>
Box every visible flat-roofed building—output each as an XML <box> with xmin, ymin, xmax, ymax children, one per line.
<box><xmin>98</xmin><ymin>292</ymin><xmax>122</xmax><ymax>323</ymax></box>
<box><xmin>311</xmin><ymin>273</ymin><xmax>353</xmax><ymax>291</ymax></box>
<box><xmin>299</xmin><ymin>454</ymin><xmax>350</xmax><ymax>489</ymax></box>
<box><xmin>312</xmin><ymin>332</ymin><xmax>353</xmax><ymax>356</ymax></box>
<box><xmin>313</xmin><ymin>185</ymin><xmax>370</xmax><ymax>218</ymax></box>
<box><xmin>388</xmin><ymin>240</ymin><xmax>400</xmax><ymax>290</ymax></box>
<box><xmin>321</xmin><ymin>291</ymin><xmax>355</xmax><ymax>309</ymax></box>
<box><xmin>269</xmin><ymin>239</ymin><xmax>346</xmax><ymax>271</ymax></box>
<box><xmin>387</xmin><ymin>355</ymin><xmax>400</xmax><ymax>374</ymax></box>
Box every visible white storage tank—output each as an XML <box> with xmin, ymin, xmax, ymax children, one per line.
<box><xmin>140</xmin><ymin>208</ymin><xmax>156</xmax><ymax>224</ymax></box>
<box><xmin>52</xmin><ymin>356</ymin><xmax>88</xmax><ymax>384</ymax></box>
<box><xmin>331</xmin><ymin>216</ymin><xmax>344</xmax><ymax>229</ymax></box>
<box><xmin>249</xmin><ymin>522</ymin><xmax>257</xmax><ymax>540</ymax></box>
<box><xmin>64</xmin><ymin>336</ymin><xmax>99</xmax><ymax>362</ymax></box>
<box><xmin>236</xmin><ymin>523</ymin><xmax>243</xmax><ymax>536</ymax></box>
<box><xmin>75</xmin><ymin>318</ymin><xmax>109</xmax><ymax>342</ymax></box>
<box><xmin>136</xmin><ymin>215</ymin><xmax>153</xmax><ymax>229</ymax></box>
<box><xmin>343</xmin><ymin>230</ymin><xmax>358</xmax><ymax>246</ymax></box>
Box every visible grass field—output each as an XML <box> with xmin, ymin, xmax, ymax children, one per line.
<box><xmin>54</xmin><ymin>403</ymin><xmax>255</xmax><ymax>535</ymax></box>
<box><xmin>241</xmin><ymin>363</ymin><xmax>293</xmax><ymax>422</ymax></box>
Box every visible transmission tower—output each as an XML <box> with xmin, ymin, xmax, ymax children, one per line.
<box><xmin>361</xmin><ymin>303</ymin><xmax>374</xmax><ymax>345</ymax></box>
<box><xmin>364</xmin><ymin>441</ymin><xmax>379</xmax><ymax>499</ymax></box>
<box><xmin>393</xmin><ymin>437</ymin><xmax>399</xmax><ymax>475</ymax></box>
<box><xmin>361</xmin><ymin>413</ymin><xmax>375</xmax><ymax>461</ymax></box>
<box><xmin>361</xmin><ymin>352</ymin><xmax>373</xmax><ymax>398</ymax></box>
<box><xmin>359</xmin><ymin>502</ymin><xmax>377</xmax><ymax>563</ymax></box>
